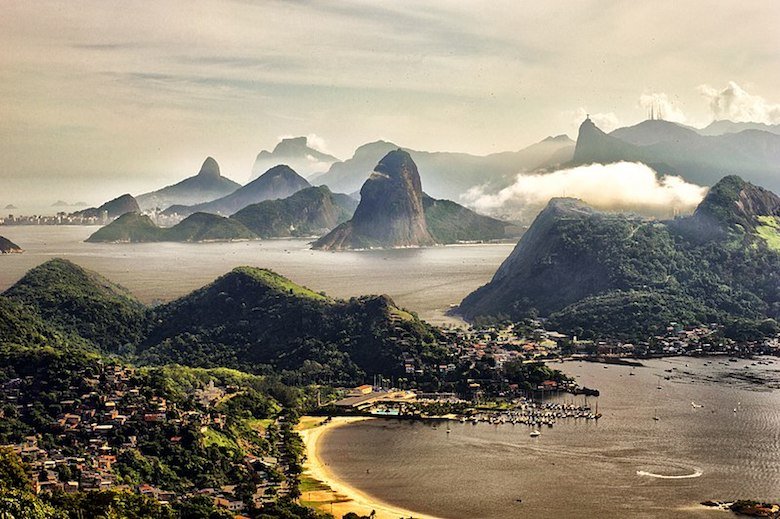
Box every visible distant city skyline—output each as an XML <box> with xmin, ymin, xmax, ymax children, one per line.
<box><xmin>1</xmin><ymin>1</ymin><xmax>779</xmax><ymax>207</ymax></box>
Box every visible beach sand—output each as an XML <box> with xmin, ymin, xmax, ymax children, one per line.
<box><xmin>298</xmin><ymin>416</ymin><xmax>442</xmax><ymax>519</ymax></box>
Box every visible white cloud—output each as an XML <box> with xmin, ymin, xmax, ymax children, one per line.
<box><xmin>698</xmin><ymin>81</ymin><xmax>780</xmax><ymax>124</ymax></box>
<box><xmin>462</xmin><ymin>162</ymin><xmax>706</xmax><ymax>216</ymax></box>
<box><xmin>305</xmin><ymin>133</ymin><xmax>334</xmax><ymax>156</ymax></box>
<box><xmin>638</xmin><ymin>92</ymin><xmax>687</xmax><ymax>123</ymax></box>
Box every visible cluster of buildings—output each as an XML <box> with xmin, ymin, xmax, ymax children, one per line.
<box><xmin>568</xmin><ymin>323</ymin><xmax>780</xmax><ymax>358</ymax></box>
<box><xmin>1</xmin><ymin>212</ymin><xmax>109</xmax><ymax>226</ymax></box>
<box><xmin>446</xmin><ymin>325</ymin><xmax>565</xmax><ymax>368</ymax></box>
<box><xmin>0</xmin><ymin>364</ymin><xmax>292</xmax><ymax>515</ymax></box>
<box><xmin>454</xmin><ymin>320</ymin><xmax>780</xmax><ymax>365</ymax></box>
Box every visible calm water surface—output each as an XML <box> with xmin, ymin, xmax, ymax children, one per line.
<box><xmin>0</xmin><ymin>225</ymin><xmax>513</xmax><ymax>325</ymax></box>
<box><xmin>5</xmin><ymin>227</ymin><xmax>780</xmax><ymax>517</ymax></box>
<box><xmin>319</xmin><ymin>358</ymin><xmax>780</xmax><ymax>518</ymax></box>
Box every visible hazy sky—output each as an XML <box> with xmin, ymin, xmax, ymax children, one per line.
<box><xmin>2</xmin><ymin>1</ymin><xmax>779</xmax><ymax>208</ymax></box>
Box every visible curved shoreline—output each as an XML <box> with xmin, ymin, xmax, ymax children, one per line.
<box><xmin>299</xmin><ymin>416</ymin><xmax>443</xmax><ymax>519</ymax></box>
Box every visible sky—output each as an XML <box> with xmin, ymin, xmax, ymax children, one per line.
<box><xmin>1</xmin><ymin>1</ymin><xmax>779</xmax><ymax>209</ymax></box>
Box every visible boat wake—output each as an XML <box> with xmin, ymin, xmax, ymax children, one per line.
<box><xmin>636</xmin><ymin>469</ymin><xmax>702</xmax><ymax>479</ymax></box>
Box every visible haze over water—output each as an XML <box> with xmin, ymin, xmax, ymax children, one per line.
<box><xmin>318</xmin><ymin>358</ymin><xmax>780</xmax><ymax>518</ymax></box>
<box><xmin>0</xmin><ymin>226</ymin><xmax>513</xmax><ymax>326</ymax></box>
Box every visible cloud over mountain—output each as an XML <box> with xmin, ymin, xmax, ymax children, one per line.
<box><xmin>462</xmin><ymin>161</ymin><xmax>706</xmax><ymax>216</ymax></box>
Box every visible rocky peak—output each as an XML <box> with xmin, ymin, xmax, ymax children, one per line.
<box><xmin>572</xmin><ymin>117</ymin><xmax>641</xmax><ymax>165</ymax></box>
<box><xmin>197</xmin><ymin>157</ymin><xmax>221</xmax><ymax>179</ymax></box>
<box><xmin>687</xmin><ymin>175</ymin><xmax>780</xmax><ymax>236</ymax></box>
<box><xmin>543</xmin><ymin>134</ymin><xmax>574</xmax><ymax>144</ymax></box>
<box><xmin>351</xmin><ymin>150</ymin><xmax>433</xmax><ymax>242</ymax></box>
<box><xmin>273</xmin><ymin>137</ymin><xmax>309</xmax><ymax>154</ymax></box>
<box><xmin>313</xmin><ymin>150</ymin><xmax>436</xmax><ymax>249</ymax></box>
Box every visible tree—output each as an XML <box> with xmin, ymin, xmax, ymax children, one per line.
<box><xmin>0</xmin><ymin>446</ymin><xmax>32</xmax><ymax>492</ymax></box>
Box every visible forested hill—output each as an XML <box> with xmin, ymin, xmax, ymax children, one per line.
<box><xmin>139</xmin><ymin>267</ymin><xmax>445</xmax><ymax>384</ymax></box>
<box><xmin>86</xmin><ymin>212</ymin><xmax>258</xmax><ymax>243</ymax></box>
<box><xmin>3</xmin><ymin>258</ymin><xmax>147</xmax><ymax>352</ymax></box>
<box><xmin>2</xmin><ymin>259</ymin><xmax>447</xmax><ymax>384</ymax></box>
<box><xmin>460</xmin><ymin>175</ymin><xmax>780</xmax><ymax>339</ymax></box>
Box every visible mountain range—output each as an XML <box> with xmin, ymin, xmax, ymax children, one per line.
<box><xmin>251</xmin><ymin>137</ymin><xmax>339</xmax><ymax>180</ymax></box>
<box><xmin>72</xmin><ymin>193</ymin><xmax>140</xmax><ymax>220</ymax></box>
<box><xmin>135</xmin><ymin>157</ymin><xmax>241</xmax><ymax>212</ymax></box>
<box><xmin>86</xmin><ymin>212</ymin><xmax>257</xmax><ymax>243</ymax></box>
<box><xmin>698</xmin><ymin>120</ymin><xmax>780</xmax><ymax>137</ymax></box>
<box><xmin>163</xmin><ymin>165</ymin><xmax>311</xmax><ymax>217</ymax></box>
<box><xmin>573</xmin><ymin>118</ymin><xmax>780</xmax><ymax>191</ymax></box>
<box><xmin>459</xmin><ymin>175</ymin><xmax>780</xmax><ymax>339</ymax></box>
<box><xmin>88</xmin><ymin>186</ymin><xmax>359</xmax><ymax>242</ymax></box>
<box><xmin>311</xmin><ymin>136</ymin><xmax>575</xmax><ymax>200</ymax></box>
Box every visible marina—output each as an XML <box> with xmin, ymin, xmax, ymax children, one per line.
<box><xmin>315</xmin><ymin>357</ymin><xmax>780</xmax><ymax>518</ymax></box>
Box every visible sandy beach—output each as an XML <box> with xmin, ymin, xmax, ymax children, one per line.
<box><xmin>298</xmin><ymin>416</ymin><xmax>443</xmax><ymax>519</ymax></box>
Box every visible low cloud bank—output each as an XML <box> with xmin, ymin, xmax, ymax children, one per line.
<box><xmin>462</xmin><ymin>162</ymin><xmax>707</xmax><ymax>218</ymax></box>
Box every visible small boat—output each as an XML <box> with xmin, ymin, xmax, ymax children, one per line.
<box><xmin>530</xmin><ymin>430</ymin><xmax>541</xmax><ymax>437</ymax></box>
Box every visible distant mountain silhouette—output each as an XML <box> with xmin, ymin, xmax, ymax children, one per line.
<box><xmin>312</xmin><ymin>137</ymin><xmax>574</xmax><ymax>200</ymax></box>
<box><xmin>72</xmin><ymin>194</ymin><xmax>140</xmax><ymax>220</ymax></box>
<box><xmin>163</xmin><ymin>165</ymin><xmax>311</xmax><ymax>217</ymax></box>
<box><xmin>136</xmin><ymin>157</ymin><xmax>241</xmax><ymax>211</ymax></box>
<box><xmin>571</xmin><ymin>118</ymin><xmax>780</xmax><ymax>190</ymax></box>
<box><xmin>698</xmin><ymin>120</ymin><xmax>780</xmax><ymax>137</ymax></box>
<box><xmin>251</xmin><ymin>137</ymin><xmax>339</xmax><ymax>180</ymax></box>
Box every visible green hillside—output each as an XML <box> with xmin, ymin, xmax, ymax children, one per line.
<box><xmin>86</xmin><ymin>212</ymin><xmax>257</xmax><ymax>243</ymax></box>
<box><xmin>231</xmin><ymin>186</ymin><xmax>357</xmax><ymax>238</ymax></box>
<box><xmin>3</xmin><ymin>259</ymin><xmax>146</xmax><ymax>353</ymax></box>
<box><xmin>461</xmin><ymin>175</ymin><xmax>780</xmax><ymax>339</ymax></box>
<box><xmin>139</xmin><ymin>266</ymin><xmax>445</xmax><ymax>383</ymax></box>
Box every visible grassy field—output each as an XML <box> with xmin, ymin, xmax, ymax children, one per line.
<box><xmin>295</xmin><ymin>416</ymin><xmax>328</xmax><ymax>431</ymax></box>
<box><xmin>755</xmin><ymin>216</ymin><xmax>780</xmax><ymax>251</ymax></box>
<box><xmin>201</xmin><ymin>427</ymin><xmax>240</xmax><ymax>452</ymax></box>
<box><xmin>234</xmin><ymin>267</ymin><xmax>330</xmax><ymax>301</ymax></box>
